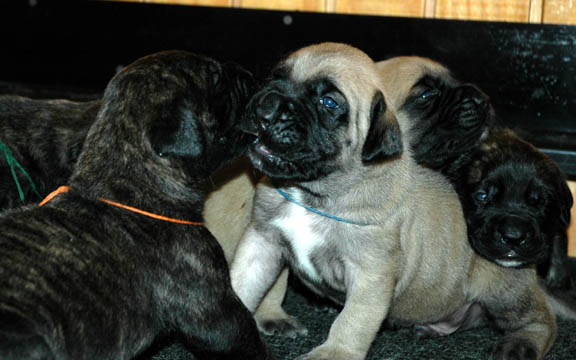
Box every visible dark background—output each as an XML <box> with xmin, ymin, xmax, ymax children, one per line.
<box><xmin>1</xmin><ymin>0</ymin><xmax>575</xmax><ymax>177</ymax></box>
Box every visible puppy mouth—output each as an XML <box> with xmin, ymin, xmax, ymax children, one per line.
<box><xmin>248</xmin><ymin>136</ymin><xmax>294</xmax><ymax>170</ymax></box>
<box><xmin>254</xmin><ymin>139</ymin><xmax>273</xmax><ymax>156</ymax></box>
<box><xmin>494</xmin><ymin>250</ymin><xmax>526</xmax><ymax>267</ymax></box>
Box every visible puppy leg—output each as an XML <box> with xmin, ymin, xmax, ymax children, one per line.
<box><xmin>231</xmin><ymin>226</ymin><xmax>285</xmax><ymax>313</ymax></box>
<box><xmin>0</xmin><ymin>311</ymin><xmax>54</xmax><ymax>360</ymax></box>
<box><xmin>255</xmin><ymin>268</ymin><xmax>308</xmax><ymax>337</ymax></box>
<box><xmin>178</xmin><ymin>289</ymin><xmax>274</xmax><ymax>360</ymax></box>
<box><xmin>297</xmin><ymin>269</ymin><xmax>394</xmax><ymax>360</ymax></box>
<box><xmin>483</xmin><ymin>288</ymin><xmax>556</xmax><ymax>360</ymax></box>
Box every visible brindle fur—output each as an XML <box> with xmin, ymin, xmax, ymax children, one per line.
<box><xmin>0</xmin><ymin>96</ymin><xmax>99</xmax><ymax>211</ymax></box>
<box><xmin>0</xmin><ymin>50</ymin><xmax>273</xmax><ymax>360</ymax></box>
<box><xmin>230</xmin><ymin>43</ymin><xmax>556</xmax><ymax>360</ymax></box>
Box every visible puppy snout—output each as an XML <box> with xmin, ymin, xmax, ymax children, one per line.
<box><xmin>495</xmin><ymin>217</ymin><xmax>532</xmax><ymax>246</ymax></box>
<box><xmin>254</xmin><ymin>92</ymin><xmax>304</xmax><ymax>149</ymax></box>
<box><xmin>453</xmin><ymin>85</ymin><xmax>491</xmax><ymax>128</ymax></box>
<box><xmin>256</xmin><ymin>93</ymin><xmax>296</xmax><ymax>124</ymax></box>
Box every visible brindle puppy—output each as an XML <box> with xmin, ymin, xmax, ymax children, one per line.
<box><xmin>0</xmin><ymin>50</ymin><xmax>273</xmax><ymax>360</ymax></box>
<box><xmin>0</xmin><ymin>96</ymin><xmax>99</xmax><ymax>211</ymax></box>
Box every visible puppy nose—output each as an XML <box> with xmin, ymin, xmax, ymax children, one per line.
<box><xmin>500</xmin><ymin>227</ymin><xmax>525</xmax><ymax>243</ymax></box>
<box><xmin>255</xmin><ymin>93</ymin><xmax>295</xmax><ymax>124</ymax></box>
<box><xmin>461</xmin><ymin>86</ymin><xmax>488</xmax><ymax>106</ymax></box>
<box><xmin>496</xmin><ymin>218</ymin><xmax>531</xmax><ymax>246</ymax></box>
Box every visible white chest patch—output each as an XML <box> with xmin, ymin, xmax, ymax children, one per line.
<box><xmin>273</xmin><ymin>201</ymin><xmax>325</xmax><ymax>282</ymax></box>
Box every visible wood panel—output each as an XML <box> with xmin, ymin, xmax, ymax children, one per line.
<box><xmin>543</xmin><ymin>0</ymin><xmax>576</xmax><ymax>24</ymax></box>
<box><xmin>119</xmin><ymin>0</ymin><xmax>232</xmax><ymax>6</ymax></box>
<box><xmin>241</xmin><ymin>0</ymin><xmax>325</xmax><ymax>12</ymax></box>
<box><xmin>569</xmin><ymin>181</ymin><xmax>576</xmax><ymax>257</ymax></box>
<box><xmin>435</xmin><ymin>0</ymin><xmax>532</xmax><ymax>22</ymax></box>
<box><xmin>335</xmin><ymin>0</ymin><xmax>426</xmax><ymax>17</ymax></box>
<box><xmin>115</xmin><ymin>0</ymin><xmax>576</xmax><ymax>25</ymax></box>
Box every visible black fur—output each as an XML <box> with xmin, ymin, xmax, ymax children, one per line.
<box><xmin>244</xmin><ymin>72</ymin><xmax>400</xmax><ymax>181</ymax></box>
<box><xmin>0</xmin><ymin>96</ymin><xmax>100</xmax><ymax>211</ymax></box>
<box><xmin>361</xmin><ymin>91</ymin><xmax>403</xmax><ymax>163</ymax></box>
<box><xmin>0</xmin><ymin>50</ymin><xmax>273</xmax><ymax>360</ymax></box>
<box><xmin>404</xmin><ymin>71</ymin><xmax>573</xmax><ymax>291</ymax></box>
<box><xmin>403</xmin><ymin>74</ymin><xmax>494</xmax><ymax>182</ymax></box>
<box><xmin>460</xmin><ymin>127</ymin><xmax>574</xmax><ymax>290</ymax></box>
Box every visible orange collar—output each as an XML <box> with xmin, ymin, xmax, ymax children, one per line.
<box><xmin>39</xmin><ymin>186</ymin><xmax>204</xmax><ymax>226</ymax></box>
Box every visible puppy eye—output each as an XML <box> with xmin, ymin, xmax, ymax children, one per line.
<box><xmin>320</xmin><ymin>96</ymin><xmax>339</xmax><ymax>109</ymax></box>
<box><xmin>527</xmin><ymin>191</ymin><xmax>541</xmax><ymax>205</ymax></box>
<box><xmin>419</xmin><ymin>89</ymin><xmax>440</xmax><ymax>100</ymax></box>
<box><xmin>474</xmin><ymin>190</ymin><xmax>488</xmax><ymax>202</ymax></box>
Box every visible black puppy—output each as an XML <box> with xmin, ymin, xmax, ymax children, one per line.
<box><xmin>0</xmin><ymin>96</ymin><xmax>99</xmax><ymax>211</ymax></box>
<box><xmin>0</xmin><ymin>51</ymin><xmax>273</xmax><ymax>360</ymax></box>
<box><xmin>461</xmin><ymin>127</ymin><xmax>574</xmax><ymax>290</ymax></box>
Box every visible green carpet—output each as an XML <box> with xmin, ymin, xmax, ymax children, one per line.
<box><xmin>143</xmin><ymin>284</ymin><xmax>576</xmax><ymax>360</ymax></box>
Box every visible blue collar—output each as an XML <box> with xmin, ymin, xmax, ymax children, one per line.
<box><xmin>276</xmin><ymin>188</ymin><xmax>368</xmax><ymax>226</ymax></box>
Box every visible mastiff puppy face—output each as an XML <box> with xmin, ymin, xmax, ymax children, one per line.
<box><xmin>0</xmin><ymin>51</ymin><xmax>273</xmax><ymax>360</ymax></box>
<box><xmin>243</xmin><ymin>43</ymin><xmax>402</xmax><ymax>182</ymax></box>
<box><xmin>376</xmin><ymin>56</ymin><xmax>494</xmax><ymax>181</ymax></box>
<box><xmin>463</xmin><ymin>127</ymin><xmax>574</xmax><ymax>288</ymax></box>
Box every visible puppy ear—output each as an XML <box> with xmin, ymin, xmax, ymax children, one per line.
<box><xmin>362</xmin><ymin>91</ymin><xmax>403</xmax><ymax>163</ymax></box>
<box><xmin>149</xmin><ymin>98</ymin><xmax>202</xmax><ymax>159</ymax></box>
<box><xmin>554</xmin><ymin>177</ymin><xmax>573</xmax><ymax>229</ymax></box>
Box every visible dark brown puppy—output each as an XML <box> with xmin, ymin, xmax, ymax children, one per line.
<box><xmin>0</xmin><ymin>50</ymin><xmax>273</xmax><ymax>360</ymax></box>
<box><xmin>462</xmin><ymin>127</ymin><xmax>574</xmax><ymax>290</ymax></box>
<box><xmin>0</xmin><ymin>96</ymin><xmax>99</xmax><ymax>210</ymax></box>
<box><xmin>0</xmin><ymin>67</ymin><xmax>289</xmax><ymax>334</ymax></box>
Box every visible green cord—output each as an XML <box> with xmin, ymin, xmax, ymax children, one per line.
<box><xmin>0</xmin><ymin>142</ymin><xmax>42</xmax><ymax>202</ymax></box>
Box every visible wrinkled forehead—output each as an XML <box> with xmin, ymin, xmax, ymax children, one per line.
<box><xmin>283</xmin><ymin>43</ymin><xmax>382</xmax><ymax>96</ymax></box>
<box><xmin>376</xmin><ymin>56</ymin><xmax>452</xmax><ymax>110</ymax></box>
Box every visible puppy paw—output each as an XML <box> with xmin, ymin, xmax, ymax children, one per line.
<box><xmin>295</xmin><ymin>345</ymin><xmax>363</xmax><ymax>360</ymax></box>
<box><xmin>491</xmin><ymin>338</ymin><xmax>538</xmax><ymax>360</ymax></box>
<box><xmin>257</xmin><ymin>316</ymin><xmax>308</xmax><ymax>338</ymax></box>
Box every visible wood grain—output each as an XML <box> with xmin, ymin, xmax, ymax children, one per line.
<box><xmin>435</xmin><ymin>0</ymin><xmax>532</xmax><ymax>22</ymax></box>
<box><xmin>115</xmin><ymin>0</ymin><xmax>576</xmax><ymax>25</ymax></box>
<box><xmin>543</xmin><ymin>0</ymin><xmax>576</xmax><ymax>24</ymax></box>
<box><xmin>335</xmin><ymin>0</ymin><xmax>426</xmax><ymax>17</ymax></box>
<box><xmin>241</xmin><ymin>0</ymin><xmax>325</xmax><ymax>12</ymax></box>
<box><xmin>119</xmin><ymin>0</ymin><xmax>232</xmax><ymax>6</ymax></box>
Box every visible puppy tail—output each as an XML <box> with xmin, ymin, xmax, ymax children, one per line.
<box><xmin>544</xmin><ymin>287</ymin><xmax>576</xmax><ymax>321</ymax></box>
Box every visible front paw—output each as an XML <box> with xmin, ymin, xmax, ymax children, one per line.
<box><xmin>295</xmin><ymin>345</ymin><xmax>364</xmax><ymax>360</ymax></box>
<box><xmin>545</xmin><ymin>265</ymin><xmax>573</xmax><ymax>291</ymax></box>
<box><xmin>491</xmin><ymin>337</ymin><xmax>538</xmax><ymax>360</ymax></box>
<box><xmin>257</xmin><ymin>315</ymin><xmax>308</xmax><ymax>338</ymax></box>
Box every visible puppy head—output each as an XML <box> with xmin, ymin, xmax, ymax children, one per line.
<box><xmin>463</xmin><ymin>128</ymin><xmax>573</xmax><ymax>268</ymax></box>
<box><xmin>376</xmin><ymin>56</ymin><xmax>494</xmax><ymax>174</ymax></box>
<box><xmin>145</xmin><ymin>54</ymin><xmax>257</xmax><ymax>176</ymax></box>
<box><xmin>243</xmin><ymin>42</ymin><xmax>402</xmax><ymax>181</ymax></box>
<box><xmin>74</xmin><ymin>50</ymin><xmax>257</xmax><ymax>195</ymax></box>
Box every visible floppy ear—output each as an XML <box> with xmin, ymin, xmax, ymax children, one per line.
<box><xmin>553</xmin><ymin>177</ymin><xmax>573</xmax><ymax>230</ymax></box>
<box><xmin>543</xmin><ymin>177</ymin><xmax>574</xmax><ymax>289</ymax></box>
<box><xmin>149</xmin><ymin>98</ymin><xmax>203</xmax><ymax>159</ymax></box>
<box><xmin>362</xmin><ymin>91</ymin><xmax>403</xmax><ymax>163</ymax></box>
